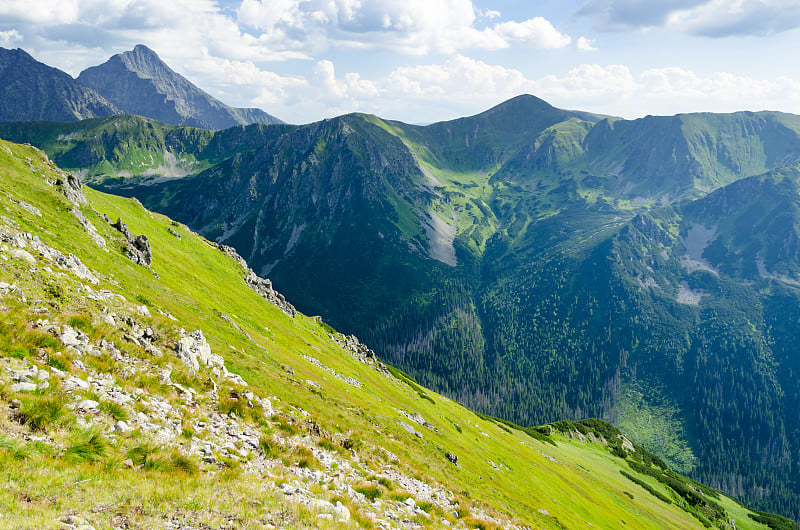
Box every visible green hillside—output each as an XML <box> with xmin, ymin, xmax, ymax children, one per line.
<box><xmin>2</xmin><ymin>139</ymin><xmax>792</xmax><ymax>528</ymax></box>
<box><xmin>4</xmin><ymin>96</ymin><xmax>800</xmax><ymax>521</ymax></box>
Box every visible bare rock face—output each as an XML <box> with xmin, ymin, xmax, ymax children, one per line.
<box><xmin>0</xmin><ymin>47</ymin><xmax>118</xmax><ymax>122</ymax></box>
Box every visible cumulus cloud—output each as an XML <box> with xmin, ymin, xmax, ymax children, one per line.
<box><xmin>270</xmin><ymin>56</ymin><xmax>800</xmax><ymax>124</ymax></box>
<box><xmin>667</xmin><ymin>0</ymin><xmax>800</xmax><ymax>37</ymax></box>
<box><xmin>236</xmin><ymin>0</ymin><xmax>570</xmax><ymax>54</ymax></box>
<box><xmin>576</xmin><ymin>36</ymin><xmax>598</xmax><ymax>51</ymax></box>
<box><xmin>532</xmin><ymin>64</ymin><xmax>800</xmax><ymax>118</ymax></box>
<box><xmin>0</xmin><ymin>29</ymin><xmax>22</xmax><ymax>47</ymax></box>
<box><xmin>576</xmin><ymin>0</ymin><xmax>800</xmax><ymax>36</ymax></box>
<box><xmin>493</xmin><ymin>18</ymin><xmax>571</xmax><ymax>48</ymax></box>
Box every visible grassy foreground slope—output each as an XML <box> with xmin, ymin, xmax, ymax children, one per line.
<box><xmin>0</xmin><ymin>138</ymin><xmax>783</xmax><ymax>529</ymax></box>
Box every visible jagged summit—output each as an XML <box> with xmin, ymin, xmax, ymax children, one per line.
<box><xmin>76</xmin><ymin>44</ymin><xmax>283</xmax><ymax>130</ymax></box>
<box><xmin>0</xmin><ymin>47</ymin><xmax>119</xmax><ymax>122</ymax></box>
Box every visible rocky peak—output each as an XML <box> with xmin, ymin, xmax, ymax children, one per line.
<box><xmin>0</xmin><ymin>47</ymin><xmax>118</xmax><ymax>122</ymax></box>
<box><xmin>76</xmin><ymin>45</ymin><xmax>283</xmax><ymax>130</ymax></box>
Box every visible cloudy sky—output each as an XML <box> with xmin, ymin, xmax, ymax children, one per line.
<box><xmin>2</xmin><ymin>0</ymin><xmax>800</xmax><ymax>124</ymax></box>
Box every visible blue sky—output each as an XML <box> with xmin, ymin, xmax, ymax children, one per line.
<box><xmin>2</xmin><ymin>0</ymin><xmax>800</xmax><ymax>124</ymax></box>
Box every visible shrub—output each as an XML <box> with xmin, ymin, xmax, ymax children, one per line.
<box><xmin>46</xmin><ymin>354</ymin><xmax>70</xmax><ymax>372</ymax></box>
<box><xmin>9</xmin><ymin>347</ymin><xmax>30</xmax><ymax>359</ymax></box>
<box><xmin>0</xmin><ymin>437</ymin><xmax>31</xmax><ymax>460</ymax></box>
<box><xmin>390</xmin><ymin>491</ymin><xmax>412</xmax><ymax>502</ymax></box>
<box><xmin>169</xmin><ymin>452</ymin><xmax>199</xmax><ymax>475</ymax></box>
<box><xmin>272</xmin><ymin>415</ymin><xmax>298</xmax><ymax>436</ymax></box>
<box><xmin>259</xmin><ymin>436</ymin><xmax>277</xmax><ymax>458</ymax></box>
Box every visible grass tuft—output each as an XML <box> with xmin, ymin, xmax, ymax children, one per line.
<box><xmin>65</xmin><ymin>430</ymin><xmax>108</xmax><ymax>463</ymax></box>
<box><xmin>99</xmin><ymin>401</ymin><xmax>128</xmax><ymax>421</ymax></box>
<box><xmin>354</xmin><ymin>483</ymin><xmax>382</xmax><ymax>501</ymax></box>
<box><xmin>15</xmin><ymin>392</ymin><xmax>71</xmax><ymax>431</ymax></box>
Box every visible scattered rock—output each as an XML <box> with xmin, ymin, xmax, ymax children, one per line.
<box><xmin>10</xmin><ymin>382</ymin><xmax>37</xmax><ymax>392</ymax></box>
<box><xmin>114</xmin><ymin>421</ymin><xmax>131</xmax><ymax>433</ymax></box>
<box><xmin>77</xmin><ymin>399</ymin><xmax>99</xmax><ymax>411</ymax></box>
<box><xmin>331</xmin><ymin>333</ymin><xmax>388</xmax><ymax>375</ymax></box>
<box><xmin>445</xmin><ymin>451</ymin><xmax>458</xmax><ymax>465</ymax></box>
<box><xmin>10</xmin><ymin>198</ymin><xmax>41</xmax><ymax>217</ymax></box>
<box><xmin>10</xmin><ymin>248</ymin><xmax>35</xmax><ymax>265</ymax></box>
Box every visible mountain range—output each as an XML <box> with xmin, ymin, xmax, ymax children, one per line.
<box><xmin>3</xmin><ymin>135</ymin><xmax>792</xmax><ymax>529</ymax></box>
<box><xmin>2</xmin><ymin>47</ymin><xmax>800</xmax><ymax>523</ymax></box>
<box><xmin>0</xmin><ymin>45</ymin><xmax>281</xmax><ymax>129</ymax></box>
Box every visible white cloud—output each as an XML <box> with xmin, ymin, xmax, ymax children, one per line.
<box><xmin>0</xmin><ymin>0</ymin><xmax>82</xmax><ymax>24</ymax></box>
<box><xmin>479</xmin><ymin>9</ymin><xmax>501</xmax><ymax>19</ymax></box>
<box><xmin>576</xmin><ymin>36</ymin><xmax>598</xmax><ymax>51</ymax></box>
<box><xmin>235</xmin><ymin>0</ymin><xmax>570</xmax><ymax>54</ymax></box>
<box><xmin>270</xmin><ymin>57</ymin><xmax>800</xmax><ymax>124</ymax></box>
<box><xmin>578</xmin><ymin>0</ymin><xmax>800</xmax><ymax>36</ymax></box>
<box><xmin>666</xmin><ymin>0</ymin><xmax>800</xmax><ymax>36</ymax></box>
<box><xmin>493</xmin><ymin>17</ymin><xmax>571</xmax><ymax>48</ymax></box>
<box><xmin>0</xmin><ymin>29</ymin><xmax>23</xmax><ymax>47</ymax></box>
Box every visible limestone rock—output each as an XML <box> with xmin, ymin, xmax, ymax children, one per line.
<box><xmin>110</xmin><ymin>218</ymin><xmax>152</xmax><ymax>266</ymax></box>
<box><xmin>217</xmin><ymin>244</ymin><xmax>296</xmax><ymax>317</ymax></box>
<box><xmin>53</xmin><ymin>172</ymin><xmax>87</xmax><ymax>205</ymax></box>
<box><xmin>175</xmin><ymin>329</ymin><xmax>223</xmax><ymax>374</ymax></box>
<box><xmin>10</xmin><ymin>382</ymin><xmax>37</xmax><ymax>392</ymax></box>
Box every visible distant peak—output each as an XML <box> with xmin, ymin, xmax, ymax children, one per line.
<box><xmin>124</xmin><ymin>44</ymin><xmax>162</xmax><ymax>63</ymax></box>
<box><xmin>0</xmin><ymin>47</ymin><xmax>35</xmax><ymax>60</ymax></box>
<box><xmin>131</xmin><ymin>44</ymin><xmax>157</xmax><ymax>56</ymax></box>
<box><xmin>497</xmin><ymin>94</ymin><xmax>555</xmax><ymax>110</ymax></box>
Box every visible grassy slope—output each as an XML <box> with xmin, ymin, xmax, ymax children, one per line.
<box><xmin>0</xmin><ymin>143</ymin><xmax>776</xmax><ymax>528</ymax></box>
<box><xmin>0</xmin><ymin>139</ymin><xmax>777</xmax><ymax>529</ymax></box>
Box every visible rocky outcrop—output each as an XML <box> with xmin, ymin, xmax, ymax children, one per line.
<box><xmin>111</xmin><ymin>218</ymin><xmax>152</xmax><ymax>266</ymax></box>
<box><xmin>0</xmin><ymin>226</ymin><xmax>99</xmax><ymax>284</ymax></box>
<box><xmin>175</xmin><ymin>329</ymin><xmax>223</xmax><ymax>374</ymax></box>
<box><xmin>175</xmin><ymin>329</ymin><xmax>246</xmax><ymax>386</ymax></box>
<box><xmin>54</xmin><ymin>172</ymin><xmax>87</xmax><ymax>205</ymax></box>
<box><xmin>217</xmin><ymin>244</ymin><xmax>296</xmax><ymax>317</ymax></box>
<box><xmin>331</xmin><ymin>333</ymin><xmax>388</xmax><ymax>375</ymax></box>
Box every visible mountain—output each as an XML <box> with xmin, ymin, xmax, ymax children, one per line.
<box><xmin>6</xmin><ymin>94</ymin><xmax>800</xmax><ymax>522</ymax></box>
<box><xmin>76</xmin><ymin>45</ymin><xmax>283</xmax><ymax>130</ymax></box>
<box><xmin>4</xmin><ymin>137</ymin><xmax>792</xmax><ymax>528</ymax></box>
<box><xmin>0</xmin><ymin>47</ymin><xmax>119</xmax><ymax>122</ymax></box>
<box><xmin>0</xmin><ymin>114</ymin><xmax>292</xmax><ymax>184</ymax></box>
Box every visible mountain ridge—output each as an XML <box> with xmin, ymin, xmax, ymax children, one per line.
<box><xmin>3</xmin><ymin>136</ymin><xmax>787</xmax><ymax>528</ymax></box>
<box><xmin>4</xmin><ymin>95</ymin><xmax>800</xmax><ymax>521</ymax></box>
<box><xmin>0</xmin><ymin>46</ymin><xmax>282</xmax><ymax>129</ymax></box>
